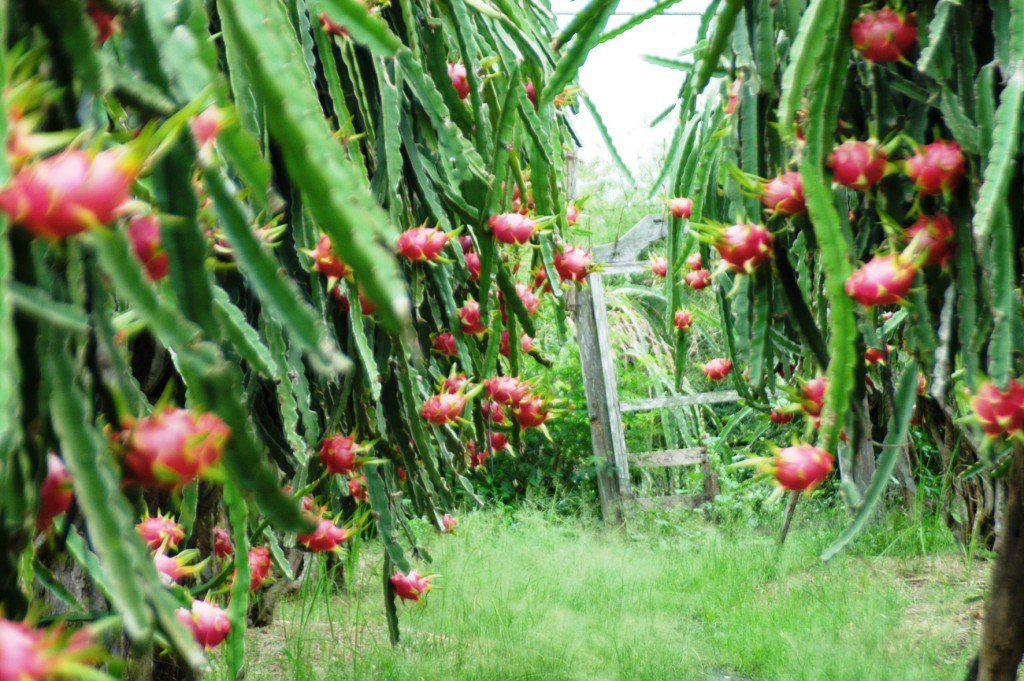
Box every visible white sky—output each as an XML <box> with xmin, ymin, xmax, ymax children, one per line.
<box><xmin>552</xmin><ymin>0</ymin><xmax>711</xmax><ymax>172</ymax></box>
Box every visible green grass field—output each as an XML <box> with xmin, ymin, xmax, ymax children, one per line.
<box><xmin>233</xmin><ymin>508</ymin><xmax>984</xmax><ymax>681</ymax></box>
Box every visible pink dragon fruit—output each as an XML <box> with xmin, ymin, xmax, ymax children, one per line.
<box><xmin>397</xmin><ymin>226</ymin><xmax>450</xmax><ymax>262</ymax></box>
<box><xmin>432</xmin><ymin>332</ymin><xmax>459</xmax><ymax>358</ymax></box>
<box><xmin>673</xmin><ymin>309</ymin><xmax>693</xmax><ymax>332</ymax></box>
<box><xmin>971</xmin><ymin>378</ymin><xmax>1024</xmax><ymax>439</ymax></box>
<box><xmin>297</xmin><ymin>517</ymin><xmax>351</xmax><ymax>552</ymax></box>
<box><xmin>499</xmin><ymin>330</ymin><xmax>535</xmax><ymax>357</ymax></box>
<box><xmin>565</xmin><ymin>204</ymin><xmax>580</xmax><ymax>226</ymax></box>
<box><xmin>906</xmin><ymin>140</ymin><xmax>965</xmax><ymax>195</ymax></box>
<box><xmin>484</xmin><ymin>376</ymin><xmax>530</xmax><ymax>406</ymax></box>
<box><xmin>668</xmin><ymin>197</ymin><xmax>693</xmax><ymax>219</ymax></box>
<box><xmin>247</xmin><ymin>547</ymin><xmax>272</xmax><ymax>591</ymax></box>
<box><xmin>441</xmin><ymin>513</ymin><xmax>458</xmax><ymax>533</ymax></box>
<box><xmin>827</xmin><ymin>140</ymin><xmax>888</xmax><ymax>191</ymax></box>
<box><xmin>465</xmin><ymin>250</ymin><xmax>482</xmax><ymax>281</ymax></box>
<box><xmin>513</xmin><ymin>395</ymin><xmax>551</xmax><ymax>429</ymax></box>
<box><xmin>309</xmin><ymin>235</ymin><xmax>352</xmax><ymax>279</ymax></box>
<box><xmin>153</xmin><ymin>549</ymin><xmax>203</xmax><ymax>585</ymax></box>
<box><xmin>760</xmin><ymin>171</ymin><xmax>806</xmax><ymax>216</ymax></box>
<box><xmin>905</xmin><ymin>213</ymin><xmax>956</xmax><ymax>267</ymax></box>
<box><xmin>390</xmin><ymin>570</ymin><xmax>433</xmax><ymax>603</ymax></box>
<box><xmin>766</xmin><ymin>444</ymin><xmax>835</xmax><ymax>491</ymax></box>
<box><xmin>319</xmin><ymin>434</ymin><xmax>365</xmax><ymax>476</ymax></box>
<box><xmin>114</xmin><ymin>408</ymin><xmax>230</xmax><ymax>491</ymax></box>
<box><xmin>553</xmin><ymin>244</ymin><xmax>594</xmax><ymax>282</ymax></box>
<box><xmin>685</xmin><ymin>252</ymin><xmax>703</xmax><ymax>270</ymax></box>
<box><xmin>685</xmin><ymin>268</ymin><xmax>712</xmax><ymax>290</ymax></box>
<box><xmin>136</xmin><ymin>513</ymin><xmax>185</xmax><ymax>551</ymax></box>
<box><xmin>481</xmin><ymin>400</ymin><xmax>508</xmax><ymax>425</ymax></box>
<box><xmin>175</xmin><ymin>600</ymin><xmax>231</xmax><ymax>649</ymax></box>
<box><xmin>420</xmin><ymin>393</ymin><xmax>467</xmax><ymax>425</ymax></box>
<box><xmin>714</xmin><ymin>222</ymin><xmax>774</xmax><ymax>273</ymax></box>
<box><xmin>212</xmin><ymin>527</ymin><xmax>234</xmax><ymax>559</ymax></box>
<box><xmin>702</xmin><ymin>358</ymin><xmax>733</xmax><ymax>381</ymax></box>
<box><xmin>488</xmin><ymin>213</ymin><xmax>537</xmax><ymax>245</ymax></box>
<box><xmin>459</xmin><ymin>300</ymin><xmax>487</xmax><ymax>335</ymax></box>
<box><xmin>126</xmin><ymin>215</ymin><xmax>169</xmax><ymax>281</ymax></box>
<box><xmin>348</xmin><ymin>475</ymin><xmax>367</xmax><ymax>502</ymax></box>
<box><xmin>0</xmin><ymin>149</ymin><xmax>135</xmax><ymax>240</ymax></box>
<box><xmin>190</xmin><ymin>105</ymin><xmax>224</xmax><ymax>150</ymax></box>
<box><xmin>845</xmin><ymin>253</ymin><xmax>918</xmax><ymax>307</ymax></box>
<box><xmin>769</xmin><ymin>409</ymin><xmax>794</xmax><ymax>425</ymax></box>
<box><xmin>650</xmin><ymin>256</ymin><xmax>668</xmax><ymax>278</ymax></box>
<box><xmin>442</xmin><ymin>373</ymin><xmax>468</xmax><ymax>394</ymax></box>
<box><xmin>35</xmin><ymin>454</ymin><xmax>73</xmax><ymax>532</ymax></box>
<box><xmin>851</xmin><ymin>8</ymin><xmax>917</xmax><ymax>62</ymax></box>
<box><xmin>447</xmin><ymin>62</ymin><xmax>471</xmax><ymax>100</ymax></box>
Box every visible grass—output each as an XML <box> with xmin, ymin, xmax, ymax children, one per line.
<box><xmin>230</xmin><ymin>506</ymin><xmax>984</xmax><ymax>681</ymax></box>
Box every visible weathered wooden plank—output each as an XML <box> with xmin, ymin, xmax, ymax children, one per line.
<box><xmin>589</xmin><ymin>272</ymin><xmax>632</xmax><ymax>498</ymax></box>
<box><xmin>633</xmin><ymin>493</ymin><xmax>710</xmax><ymax>511</ymax></box>
<box><xmin>592</xmin><ymin>215</ymin><xmax>668</xmax><ymax>264</ymax></box>
<box><xmin>571</xmin><ymin>284</ymin><xmax>624</xmax><ymax>523</ymax></box>
<box><xmin>620</xmin><ymin>390</ymin><xmax>741</xmax><ymax>413</ymax></box>
<box><xmin>630</xmin><ymin>447</ymin><xmax>706</xmax><ymax>468</ymax></box>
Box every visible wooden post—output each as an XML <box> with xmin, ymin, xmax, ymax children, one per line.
<box><xmin>573</xmin><ymin>279</ymin><xmax>624</xmax><ymax>522</ymax></box>
<box><xmin>588</xmin><ymin>274</ymin><xmax>631</xmax><ymax>498</ymax></box>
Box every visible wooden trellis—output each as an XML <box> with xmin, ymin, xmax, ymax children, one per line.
<box><xmin>571</xmin><ymin>215</ymin><xmax>739</xmax><ymax>521</ymax></box>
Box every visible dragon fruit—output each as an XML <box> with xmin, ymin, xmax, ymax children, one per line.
<box><xmin>176</xmin><ymin>600</ymin><xmax>231</xmax><ymax>649</ymax></box>
<box><xmin>390</xmin><ymin>570</ymin><xmax>433</xmax><ymax>603</ymax></box>
<box><xmin>35</xmin><ymin>454</ymin><xmax>73</xmax><ymax>532</ymax></box>
<box><xmin>309</xmin><ymin>235</ymin><xmax>352</xmax><ymax>279</ymax></box>
<box><xmin>153</xmin><ymin>549</ymin><xmax>203</xmax><ymax>585</ymax></box>
<box><xmin>905</xmin><ymin>213</ymin><xmax>956</xmax><ymax>267</ymax></box>
<box><xmin>126</xmin><ymin>215</ymin><xmax>169</xmax><ymax>281</ymax></box>
<box><xmin>86</xmin><ymin>1</ymin><xmax>120</xmax><ymax>45</ymax></box>
<box><xmin>348</xmin><ymin>475</ymin><xmax>367</xmax><ymax>502</ymax></box>
<box><xmin>467</xmin><ymin>441</ymin><xmax>490</xmax><ymax>468</ymax></box>
<box><xmin>714</xmin><ymin>222</ymin><xmax>774</xmax><ymax>273</ymax></box>
<box><xmin>685</xmin><ymin>252</ymin><xmax>703</xmax><ymax>270</ymax></box>
<box><xmin>447</xmin><ymin>62</ymin><xmax>471</xmax><ymax>100</ymax></box>
<box><xmin>481</xmin><ymin>400</ymin><xmax>508</xmax><ymax>425</ymax></box>
<box><xmin>420</xmin><ymin>393</ymin><xmax>467</xmax><ymax>425</ymax></box>
<box><xmin>319</xmin><ymin>434</ymin><xmax>365</xmax><ymax>476</ymax></box>
<box><xmin>668</xmin><ymin>197</ymin><xmax>693</xmax><ymax>219</ymax></box>
<box><xmin>190</xmin><ymin>105</ymin><xmax>224</xmax><ymax>150</ymax></box>
<box><xmin>650</xmin><ymin>256</ymin><xmax>668</xmax><ymax>278</ymax></box>
<box><xmin>769</xmin><ymin>409</ymin><xmax>794</xmax><ymax>425</ymax></box>
<box><xmin>397</xmin><ymin>226</ymin><xmax>450</xmax><ymax>262</ymax></box>
<box><xmin>432</xmin><ymin>332</ymin><xmax>459</xmax><ymax>358</ymax></box>
<box><xmin>702</xmin><ymin>358</ymin><xmax>733</xmax><ymax>381</ymax></box>
<box><xmin>565</xmin><ymin>204</ymin><xmax>580</xmax><ymax>226</ymax></box>
<box><xmin>441</xmin><ymin>514</ymin><xmax>458</xmax><ymax>533</ymax></box>
<box><xmin>114</xmin><ymin>407</ymin><xmax>230</xmax><ymax>491</ymax></box>
<box><xmin>136</xmin><ymin>513</ymin><xmax>185</xmax><ymax>551</ymax></box>
<box><xmin>465</xmin><ymin>250</ymin><xmax>482</xmax><ymax>281</ymax></box>
<box><xmin>514</xmin><ymin>395</ymin><xmax>551</xmax><ymax>428</ymax></box>
<box><xmin>845</xmin><ymin>253</ymin><xmax>918</xmax><ymax>307</ymax></box>
<box><xmin>442</xmin><ymin>373</ymin><xmax>469</xmax><ymax>394</ymax></box>
<box><xmin>864</xmin><ymin>346</ymin><xmax>890</xmax><ymax>366</ymax></box>
<box><xmin>765</xmin><ymin>444</ymin><xmax>835</xmax><ymax>491</ymax></box>
<box><xmin>0</xmin><ymin>618</ymin><xmax>100</xmax><ymax>680</ymax></box>
<box><xmin>674</xmin><ymin>309</ymin><xmax>693</xmax><ymax>332</ymax></box>
<box><xmin>525</xmin><ymin>82</ymin><xmax>538</xmax><ymax>108</ymax></box>
<box><xmin>0</xmin><ymin>149</ymin><xmax>135</xmax><ymax>240</ymax></box>
<box><xmin>685</xmin><ymin>268</ymin><xmax>712</xmax><ymax>290</ymax></box>
<box><xmin>488</xmin><ymin>213</ymin><xmax>537</xmax><ymax>245</ymax></box>
<box><xmin>970</xmin><ymin>378</ymin><xmax>1024</xmax><ymax>439</ymax></box>
<box><xmin>484</xmin><ymin>376</ymin><xmax>530</xmax><ymax>406</ymax></box>
<box><xmin>459</xmin><ymin>300</ymin><xmax>487</xmax><ymax>335</ymax></box>
<box><xmin>553</xmin><ymin>244</ymin><xmax>594</xmax><ymax>282</ymax></box>
<box><xmin>212</xmin><ymin>528</ymin><xmax>234</xmax><ymax>559</ymax></box>
<box><xmin>906</xmin><ymin>140</ymin><xmax>965</xmax><ymax>195</ymax></box>
<box><xmin>827</xmin><ymin>140</ymin><xmax>888</xmax><ymax>191</ymax></box>
<box><xmin>760</xmin><ymin>171</ymin><xmax>806</xmax><ymax>216</ymax></box>
<box><xmin>298</xmin><ymin>518</ymin><xmax>351</xmax><ymax>552</ymax></box>
<box><xmin>499</xmin><ymin>330</ymin><xmax>535</xmax><ymax>357</ymax></box>
<box><xmin>247</xmin><ymin>547</ymin><xmax>272</xmax><ymax>591</ymax></box>
<box><xmin>851</xmin><ymin>8</ymin><xmax>917</xmax><ymax>63</ymax></box>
